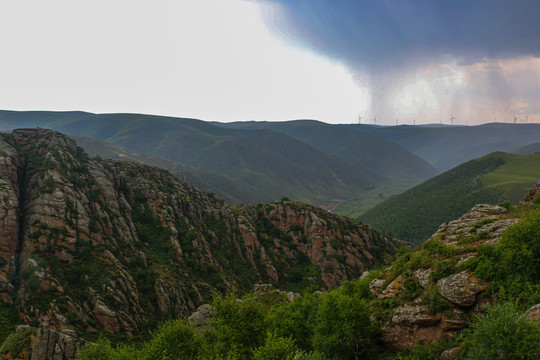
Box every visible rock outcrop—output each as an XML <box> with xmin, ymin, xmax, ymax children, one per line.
<box><xmin>0</xmin><ymin>129</ymin><xmax>403</xmax><ymax>344</ymax></box>
<box><xmin>30</xmin><ymin>322</ymin><xmax>80</xmax><ymax>360</ymax></box>
<box><xmin>369</xmin><ymin>203</ymin><xmax>520</xmax><ymax>352</ymax></box>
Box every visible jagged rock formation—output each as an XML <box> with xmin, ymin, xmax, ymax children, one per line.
<box><xmin>369</xmin><ymin>203</ymin><xmax>520</xmax><ymax>351</ymax></box>
<box><xmin>0</xmin><ymin>129</ymin><xmax>403</xmax><ymax>342</ymax></box>
<box><xmin>30</xmin><ymin>322</ymin><xmax>80</xmax><ymax>360</ymax></box>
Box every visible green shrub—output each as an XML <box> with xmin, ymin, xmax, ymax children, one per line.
<box><xmin>0</xmin><ymin>328</ymin><xmax>33</xmax><ymax>357</ymax></box>
<box><xmin>312</xmin><ymin>291</ymin><xmax>379</xmax><ymax>359</ymax></box>
<box><xmin>144</xmin><ymin>319</ymin><xmax>202</xmax><ymax>360</ymax></box>
<box><xmin>252</xmin><ymin>332</ymin><xmax>298</xmax><ymax>360</ymax></box>
<box><xmin>77</xmin><ymin>339</ymin><xmax>138</xmax><ymax>360</ymax></box>
<box><xmin>461</xmin><ymin>302</ymin><xmax>540</xmax><ymax>359</ymax></box>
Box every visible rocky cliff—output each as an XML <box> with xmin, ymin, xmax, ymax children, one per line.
<box><xmin>0</xmin><ymin>129</ymin><xmax>403</xmax><ymax>345</ymax></box>
<box><xmin>368</xmin><ymin>202</ymin><xmax>523</xmax><ymax>352</ymax></box>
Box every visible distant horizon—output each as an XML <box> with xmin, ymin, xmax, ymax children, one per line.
<box><xmin>2</xmin><ymin>108</ymin><xmax>539</xmax><ymax>128</ymax></box>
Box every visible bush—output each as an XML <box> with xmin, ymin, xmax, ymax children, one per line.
<box><xmin>205</xmin><ymin>292</ymin><xmax>267</xmax><ymax>359</ymax></box>
<box><xmin>461</xmin><ymin>302</ymin><xmax>540</xmax><ymax>359</ymax></box>
<box><xmin>252</xmin><ymin>332</ymin><xmax>298</xmax><ymax>360</ymax></box>
<box><xmin>312</xmin><ymin>291</ymin><xmax>379</xmax><ymax>359</ymax></box>
<box><xmin>77</xmin><ymin>339</ymin><xmax>138</xmax><ymax>360</ymax></box>
<box><xmin>0</xmin><ymin>328</ymin><xmax>34</xmax><ymax>357</ymax></box>
<box><xmin>144</xmin><ymin>319</ymin><xmax>202</xmax><ymax>360</ymax></box>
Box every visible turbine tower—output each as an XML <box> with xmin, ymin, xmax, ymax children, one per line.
<box><xmin>357</xmin><ymin>115</ymin><xmax>362</xmax><ymax>124</ymax></box>
<box><xmin>373</xmin><ymin>116</ymin><xmax>377</xmax><ymax>125</ymax></box>
<box><xmin>450</xmin><ymin>114</ymin><xmax>456</xmax><ymax>126</ymax></box>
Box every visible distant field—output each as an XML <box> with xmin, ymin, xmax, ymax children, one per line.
<box><xmin>332</xmin><ymin>184</ymin><xmax>413</xmax><ymax>218</ymax></box>
<box><xmin>482</xmin><ymin>153</ymin><xmax>540</xmax><ymax>203</ymax></box>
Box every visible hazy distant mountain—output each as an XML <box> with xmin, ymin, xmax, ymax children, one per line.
<box><xmin>514</xmin><ymin>142</ymin><xmax>540</xmax><ymax>155</ymax></box>
<box><xmin>0</xmin><ymin>110</ymin><xmax>429</xmax><ymax>207</ymax></box>
<box><xmin>360</xmin><ymin>152</ymin><xmax>540</xmax><ymax>244</ymax></box>
<box><xmin>347</xmin><ymin>123</ymin><xmax>540</xmax><ymax>171</ymax></box>
<box><xmin>214</xmin><ymin>119</ymin><xmax>437</xmax><ymax>183</ymax></box>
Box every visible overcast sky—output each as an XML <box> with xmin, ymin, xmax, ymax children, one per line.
<box><xmin>1</xmin><ymin>0</ymin><xmax>539</xmax><ymax>125</ymax></box>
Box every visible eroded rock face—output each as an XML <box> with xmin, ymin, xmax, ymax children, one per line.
<box><xmin>524</xmin><ymin>180</ymin><xmax>540</xmax><ymax>203</ymax></box>
<box><xmin>0</xmin><ymin>129</ymin><xmax>403</xmax><ymax>344</ymax></box>
<box><xmin>31</xmin><ymin>322</ymin><xmax>81</xmax><ymax>360</ymax></box>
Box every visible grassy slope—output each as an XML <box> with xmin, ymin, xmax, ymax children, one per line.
<box><xmin>360</xmin><ymin>152</ymin><xmax>540</xmax><ymax>244</ymax></box>
<box><xmin>482</xmin><ymin>152</ymin><xmax>540</xmax><ymax>203</ymax></box>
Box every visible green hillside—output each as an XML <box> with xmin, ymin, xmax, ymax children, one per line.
<box><xmin>360</xmin><ymin>152</ymin><xmax>540</xmax><ymax>244</ymax></box>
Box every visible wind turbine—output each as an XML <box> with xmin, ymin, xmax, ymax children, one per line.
<box><xmin>373</xmin><ymin>116</ymin><xmax>377</xmax><ymax>125</ymax></box>
<box><xmin>357</xmin><ymin>115</ymin><xmax>362</xmax><ymax>124</ymax></box>
<box><xmin>450</xmin><ymin>114</ymin><xmax>456</xmax><ymax>126</ymax></box>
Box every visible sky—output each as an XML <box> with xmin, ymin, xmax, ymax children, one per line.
<box><xmin>0</xmin><ymin>0</ymin><xmax>539</xmax><ymax>125</ymax></box>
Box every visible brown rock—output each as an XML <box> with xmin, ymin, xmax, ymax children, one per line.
<box><xmin>93</xmin><ymin>301</ymin><xmax>120</xmax><ymax>333</ymax></box>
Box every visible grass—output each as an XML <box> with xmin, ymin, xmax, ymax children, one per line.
<box><xmin>482</xmin><ymin>153</ymin><xmax>540</xmax><ymax>203</ymax></box>
<box><xmin>333</xmin><ymin>184</ymin><xmax>412</xmax><ymax>218</ymax></box>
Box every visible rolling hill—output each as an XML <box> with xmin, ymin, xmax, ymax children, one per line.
<box><xmin>514</xmin><ymin>141</ymin><xmax>540</xmax><ymax>155</ymax></box>
<box><xmin>360</xmin><ymin>152</ymin><xmax>540</xmax><ymax>244</ymax></box>
<box><xmin>214</xmin><ymin>119</ymin><xmax>437</xmax><ymax>183</ymax></box>
<box><xmin>0</xmin><ymin>110</ymin><xmax>437</xmax><ymax>209</ymax></box>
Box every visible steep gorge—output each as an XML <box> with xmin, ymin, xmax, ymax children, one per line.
<box><xmin>0</xmin><ymin>129</ymin><xmax>403</xmax><ymax>341</ymax></box>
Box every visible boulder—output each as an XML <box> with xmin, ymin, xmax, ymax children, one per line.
<box><xmin>391</xmin><ymin>305</ymin><xmax>441</xmax><ymax>326</ymax></box>
<box><xmin>437</xmin><ymin>271</ymin><xmax>488</xmax><ymax>307</ymax></box>
<box><xmin>528</xmin><ymin>303</ymin><xmax>540</xmax><ymax>321</ymax></box>
<box><xmin>188</xmin><ymin>304</ymin><xmax>212</xmax><ymax>333</ymax></box>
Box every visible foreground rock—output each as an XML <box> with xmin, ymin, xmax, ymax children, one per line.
<box><xmin>370</xmin><ymin>203</ymin><xmax>520</xmax><ymax>352</ymax></box>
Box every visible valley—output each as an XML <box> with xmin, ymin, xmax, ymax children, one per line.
<box><xmin>1</xmin><ymin>121</ymin><xmax>540</xmax><ymax>359</ymax></box>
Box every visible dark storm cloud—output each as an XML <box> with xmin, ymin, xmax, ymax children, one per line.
<box><xmin>256</xmin><ymin>0</ymin><xmax>540</xmax><ymax>73</ymax></box>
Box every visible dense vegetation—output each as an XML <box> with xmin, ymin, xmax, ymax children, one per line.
<box><xmin>77</xmin><ymin>278</ymin><xmax>383</xmax><ymax>360</ymax></box>
<box><xmin>360</xmin><ymin>154</ymin><xmax>506</xmax><ymax>244</ymax></box>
